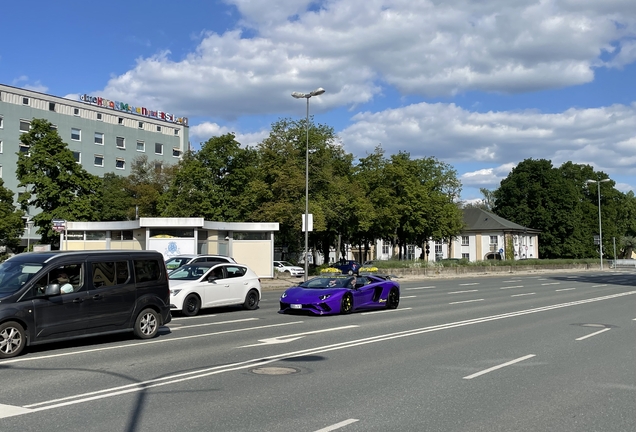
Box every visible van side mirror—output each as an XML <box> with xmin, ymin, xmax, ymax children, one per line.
<box><xmin>45</xmin><ymin>284</ymin><xmax>61</xmax><ymax>296</ymax></box>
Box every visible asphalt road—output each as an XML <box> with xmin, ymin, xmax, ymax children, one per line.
<box><xmin>1</xmin><ymin>270</ymin><xmax>634</xmax><ymax>432</ymax></box>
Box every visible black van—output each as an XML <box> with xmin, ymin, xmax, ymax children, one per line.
<box><xmin>0</xmin><ymin>250</ymin><xmax>172</xmax><ymax>359</ymax></box>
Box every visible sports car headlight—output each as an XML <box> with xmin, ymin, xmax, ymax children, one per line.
<box><xmin>319</xmin><ymin>294</ymin><xmax>331</xmax><ymax>300</ymax></box>
<box><xmin>281</xmin><ymin>292</ymin><xmax>288</xmax><ymax>299</ymax></box>
<box><xmin>170</xmin><ymin>289</ymin><xmax>182</xmax><ymax>296</ymax></box>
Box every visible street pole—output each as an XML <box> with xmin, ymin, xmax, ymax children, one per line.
<box><xmin>587</xmin><ymin>178</ymin><xmax>610</xmax><ymax>271</ymax></box>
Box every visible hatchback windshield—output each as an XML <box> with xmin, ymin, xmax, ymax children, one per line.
<box><xmin>165</xmin><ymin>257</ymin><xmax>192</xmax><ymax>270</ymax></box>
<box><xmin>0</xmin><ymin>261</ymin><xmax>44</xmax><ymax>296</ymax></box>
<box><xmin>277</xmin><ymin>261</ymin><xmax>295</xmax><ymax>267</ymax></box>
<box><xmin>169</xmin><ymin>264</ymin><xmax>212</xmax><ymax>281</ymax></box>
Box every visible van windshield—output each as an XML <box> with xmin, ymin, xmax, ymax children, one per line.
<box><xmin>0</xmin><ymin>261</ymin><xmax>44</xmax><ymax>296</ymax></box>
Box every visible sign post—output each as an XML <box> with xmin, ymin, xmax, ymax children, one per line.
<box><xmin>52</xmin><ymin>219</ymin><xmax>67</xmax><ymax>250</ymax></box>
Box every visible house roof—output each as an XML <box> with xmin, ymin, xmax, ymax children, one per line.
<box><xmin>462</xmin><ymin>208</ymin><xmax>540</xmax><ymax>233</ymax></box>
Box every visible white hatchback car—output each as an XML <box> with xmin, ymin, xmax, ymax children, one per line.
<box><xmin>273</xmin><ymin>261</ymin><xmax>305</xmax><ymax>277</ymax></box>
<box><xmin>168</xmin><ymin>262</ymin><xmax>261</xmax><ymax>316</ymax></box>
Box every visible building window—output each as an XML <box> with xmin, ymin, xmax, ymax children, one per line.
<box><xmin>382</xmin><ymin>241</ymin><xmax>390</xmax><ymax>255</ymax></box>
<box><xmin>118</xmin><ymin>117</ymin><xmax>124</xmax><ymax>125</ymax></box>
<box><xmin>462</xmin><ymin>253</ymin><xmax>470</xmax><ymax>260</ymax></box>
<box><xmin>0</xmin><ymin>116</ymin><xmax>3</xmax><ymax>128</ymax></box>
<box><xmin>22</xmin><ymin>97</ymin><xmax>29</xmax><ymax>105</ymax></box>
<box><xmin>0</xmin><ymin>165</ymin><xmax>2</xmax><ymax>178</ymax></box>
<box><xmin>136</xmin><ymin>140</ymin><xmax>145</xmax><ymax>152</ymax></box>
<box><xmin>115</xmin><ymin>158</ymin><xmax>125</xmax><ymax>170</ymax></box>
<box><xmin>73</xmin><ymin>107</ymin><xmax>80</xmax><ymax>116</ymax></box>
<box><xmin>116</xmin><ymin>137</ymin><xmax>125</xmax><ymax>149</ymax></box>
<box><xmin>19</xmin><ymin>143</ymin><xmax>30</xmax><ymax>154</ymax></box>
<box><xmin>138</xmin><ymin>121</ymin><xmax>144</xmax><ymax>129</ymax></box>
<box><xmin>19</xmin><ymin>120</ymin><xmax>30</xmax><ymax>132</ymax></box>
<box><xmin>156</xmin><ymin>126</ymin><xmax>161</xmax><ymax>132</ymax></box>
<box><xmin>94</xmin><ymin>155</ymin><xmax>104</xmax><ymax>167</ymax></box>
<box><xmin>49</xmin><ymin>102</ymin><xmax>56</xmax><ymax>111</ymax></box>
<box><xmin>489</xmin><ymin>236</ymin><xmax>498</xmax><ymax>245</ymax></box>
<box><xmin>155</xmin><ymin>143</ymin><xmax>163</xmax><ymax>154</ymax></box>
<box><xmin>174</xmin><ymin>128</ymin><xmax>179</xmax><ymax>136</ymax></box>
<box><xmin>71</xmin><ymin>128</ymin><xmax>81</xmax><ymax>141</ymax></box>
<box><xmin>0</xmin><ymin>140</ymin><xmax>3</xmax><ymax>153</ymax></box>
<box><xmin>112</xmin><ymin>230</ymin><xmax>134</xmax><ymax>241</ymax></box>
<box><xmin>97</xmin><ymin>113</ymin><xmax>103</xmax><ymax>121</ymax></box>
<box><xmin>50</xmin><ymin>124</ymin><xmax>57</xmax><ymax>130</ymax></box>
<box><xmin>94</xmin><ymin>132</ymin><xmax>104</xmax><ymax>145</ymax></box>
<box><xmin>86</xmin><ymin>231</ymin><xmax>106</xmax><ymax>241</ymax></box>
<box><xmin>172</xmin><ymin>148</ymin><xmax>181</xmax><ymax>157</ymax></box>
<box><xmin>461</xmin><ymin>236</ymin><xmax>469</xmax><ymax>246</ymax></box>
<box><xmin>154</xmin><ymin>162</ymin><xmax>162</xmax><ymax>172</ymax></box>
<box><xmin>73</xmin><ymin>151</ymin><xmax>81</xmax><ymax>163</ymax></box>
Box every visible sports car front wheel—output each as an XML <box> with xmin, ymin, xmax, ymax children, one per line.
<box><xmin>340</xmin><ymin>293</ymin><xmax>353</xmax><ymax>314</ymax></box>
<box><xmin>386</xmin><ymin>288</ymin><xmax>400</xmax><ymax>309</ymax></box>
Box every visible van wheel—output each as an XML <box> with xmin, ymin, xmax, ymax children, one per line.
<box><xmin>0</xmin><ymin>321</ymin><xmax>26</xmax><ymax>359</ymax></box>
<box><xmin>243</xmin><ymin>289</ymin><xmax>260</xmax><ymax>310</ymax></box>
<box><xmin>134</xmin><ymin>308</ymin><xmax>159</xmax><ymax>339</ymax></box>
<box><xmin>182</xmin><ymin>294</ymin><xmax>201</xmax><ymax>316</ymax></box>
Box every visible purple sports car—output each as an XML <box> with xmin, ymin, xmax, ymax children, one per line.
<box><xmin>279</xmin><ymin>274</ymin><xmax>400</xmax><ymax>315</ymax></box>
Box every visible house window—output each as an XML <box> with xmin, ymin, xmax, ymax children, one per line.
<box><xmin>156</xmin><ymin>126</ymin><xmax>161</xmax><ymax>132</ymax></box>
<box><xmin>489</xmin><ymin>236</ymin><xmax>498</xmax><ymax>245</ymax></box>
<box><xmin>115</xmin><ymin>158</ymin><xmax>125</xmax><ymax>170</ymax></box>
<box><xmin>19</xmin><ymin>120</ymin><xmax>30</xmax><ymax>132</ymax></box>
<box><xmin>22</xmin><ymin>97</ymin><xmax>29</xmax><ymax>105</ymax></box>
<box><xmin>155</xmin><ymin>143</ymin><xmax>163</xmax><ymax>154</ymax></box>
<box><xmin>97</xmin><ymin>113</ymin><xmax>103</xmax><ymax>121</ymax></box>
<box><xmin>49</xmin><ymin>102</ymin><xmax>56</xmax><ymax>111</ymax></box>
<box><xmin>73</xmin><ymin>107</ymin><xmax>80</xmax><ymax>116</ymax></box>
<box><xmin>73</xmin><ymin>151</ymin><xmax>81</xmax><ymax>163</ymax></box>
<box><xmin>118</xmin><ymin>117</ymin><xmax>124</xmax><ymax>125</ymax></box>
<box><xmin>94</xmin><ymin>155</ymin><xmax>104</xmax><ymax>167</ymax></box>
<box><xmin>172</xmin><ymin>148</ymin><xmax>181</xmax><ymax>157</ymax></box>
<box><xmin>136</xmin><ymin>140</ymin><xmax>145</xmax><ymax>152</ymax></box>
<box><xmin>116</xmin><ymin>137</ymin><xmax>125</xmax><ymax>149</ymax></box>
<box><xmin>94</xmin><ymin>132</ymin><xmax>104</xmax><ymax>145</ymax></box>
<box><xmin>138</xmin><ymin>121</ymin><xmax>144</xmax><ymax>129</ymax></box>
<box><xmin>461</xmin><ymin>236</ymin><xmax>469</xmax><ymax>246</ymax></box>
<box><xmin>382</xmin><ymin>241</ymin><xmax>390</xmax><ymax>255</ymax></box>
<box><xmin>462</xmin><ymin>253</ymin><xmax>470</xmax><ymax>260</ymax></box>
<box><xmin>71</xmin><ymin>128</ymin><xmax>81</xmax><ymax>141</ymax></box>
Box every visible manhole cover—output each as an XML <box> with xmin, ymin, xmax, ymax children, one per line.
<box><xmin>251</xmin><ymin>367</ymin><xmax>298</xmax><ymax>375</ymax></box>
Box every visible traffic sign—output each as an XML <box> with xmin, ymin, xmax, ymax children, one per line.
<box><xmin>499</xmin><ymin>248</ymin><xmax>504</xmax><ymax>254</ymax></box>
<box><xmin>52</xmin><ymin>219</ymin><xmax>66</xmax><ymax>233</ymax></box>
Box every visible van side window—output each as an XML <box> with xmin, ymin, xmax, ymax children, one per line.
<box><xmin>134</xmin><ymin>259</ymin><xmax>161</xmax><ymax>283</ymax></box>
<box><xmin>116</xmin><ymin>261</ymin><xmax>130</xmax><ymax>284</ymax></box>
<box><xmin>92</xmin><ymin>262</ymin><xmax>115</xmax><ymax>287</ymax></box>
<box><xmin>34</xmin><ymin>263</ymin><xmax>84</xmax><ymax>295</ymax></box>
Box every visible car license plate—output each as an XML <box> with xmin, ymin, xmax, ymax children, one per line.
<box><xmin>291</xmin><ymin>304</ymin><xmax>302</xmax><ymax>309</ymax></box>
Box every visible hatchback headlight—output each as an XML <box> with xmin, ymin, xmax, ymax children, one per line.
<box><xmin>170</xmin><ymin>289</ymin><xmax>182</xmax><ymax>296</ymax></box>
<box><xmin>319</xmin><ymin>294</ymin><xmax>331</xmax><ymax>300</ymax></box>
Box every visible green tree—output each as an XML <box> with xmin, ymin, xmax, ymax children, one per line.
<box><xmin>127</xmin><ymin>155</ymin><xmax>175</xmax><ymax>217</ymax></box>
<box><xmin>0</xmin><ymin>179</ymin><xmax>25</xmax><ymax>251</ymax></box>
<box><xmin>16</xmin><ymin>119</ymin><xmax>101</xmax><ymax>245</ymax></box>
<box><xmin>101</xmin><ymin>173</ymin><xmax>135</xmax><ymax>221</ymax></box>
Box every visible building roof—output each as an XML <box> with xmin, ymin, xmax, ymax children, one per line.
<box><xmin>462</xmin><ymin>208</ymin><xmax>540</xmax><ymax>233</ymax></box>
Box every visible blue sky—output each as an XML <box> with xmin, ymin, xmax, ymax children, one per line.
<box><xmin>2</xmin><ymin>0</ymin><xmax>635</xmax><ymax>202</ymax></box>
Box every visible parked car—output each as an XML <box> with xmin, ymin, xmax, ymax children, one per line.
<box><xmin>335</xmin><ymin>260</ymin><xmax>362</xmax><ymax>275</ymax></box>
<box><xmin>273</xmin><ymin>261</ymin><xmax>305</xmax><ymax>277</ymax></box>
<box><xmin>279</xmin><ymin>274</ymin><xmax>400</xmax><ymax>315</ymax></box>
<box><xmin>0</xmin><ymin>250</ymin><xmax>171</xmax><ymax>359</ymax></box>
<box><xmin>165</xmin><ymin>254</ymin><xmax>236</xmax><ymax>271</ymax></box>
<box><xmin>168</xmin><ymin>262</ymin><xmax>261</xmax><ymax>316</ymax></box>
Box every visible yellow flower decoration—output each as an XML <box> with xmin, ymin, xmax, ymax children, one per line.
<box><xmin>320</xmin><ymin>267</ymin><xmax>341</xmax><ymax>273</ymax></box>
<box><xmin>360</xmin><ymin>267</ymin><xmax>378</xmax><ymax>272</ymax></box>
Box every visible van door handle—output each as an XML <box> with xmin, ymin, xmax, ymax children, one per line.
<box><xmin>73</xmin><ymin>298</ymin><xmax>84</xmax><ymax>303</ymax></box>
<box><xmin>93</xmin><ymin>294</ymin><xmax>103</xmax><ymax>300</ymax></box>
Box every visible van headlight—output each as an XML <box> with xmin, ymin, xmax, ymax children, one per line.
<box><xmin>170</xmin><ymin>289</ymin><xmax>182</xmax><ymax>296</ymax></box>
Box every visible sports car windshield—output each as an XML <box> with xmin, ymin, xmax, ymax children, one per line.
<box><xmin>169</xmin><ymin>264</ymin><xmax>212</xmax><ymax>281</ymax></box>
<box><xmin>0</xmin><ymin>261</ymin><xmax>43</xmax><ymax>296</ymax></box>
<box><xmin>298</xmin><ymin>277</ymin><xmax>354</xmax><ymax>289</ymax></box>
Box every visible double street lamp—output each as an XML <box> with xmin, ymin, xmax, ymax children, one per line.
<box><xmin>291</xmin><ymin>87</ymin><xmax>325</xmax><ymax>281</ymax></box>
<box><xmin>586</xmin><ymin>178</ymin><xmax>611</xmax><ymax>270</ymax></box>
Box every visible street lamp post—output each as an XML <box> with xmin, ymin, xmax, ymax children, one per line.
<box><xmin>26</xmin><ymin>219</ymin><xmax>34</xmax><ymax>252</ymax></box>
<box><xmin>586</xmin><ymin>178</ymin><xmax>611</xmax><ymax>270</ymax></box>
<box><xmin>292</xmin><ymin>87</ymin><xmax>325</xmax><ymax>281</ymax></box>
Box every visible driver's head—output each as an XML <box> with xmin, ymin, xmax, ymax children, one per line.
<box><xmin>57</xmin><ymin>272</ymin><xmax>69</xmax><ymax>282</ymax></box>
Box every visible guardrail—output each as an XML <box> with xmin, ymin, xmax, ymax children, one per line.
<box><xmin>609</xmin><ymin>259</ymin><xmax>636</xmax><ymax>269</ymax></box>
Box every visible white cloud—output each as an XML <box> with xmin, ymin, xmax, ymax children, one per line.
<box><xmin>190</xmin><ymin>121</ymin><xmax>269</xmax><ymax>148</ymax></box>
<box><xmin>94</xmin><ymin>0</ymin><xmax>636</xmax><ymax>118</ymax></box>
<box><xmin>11</xmin><ymin>76</ymin><xmax>48</xmax><ymax>93</ymax></box>
<box><xmin>460</xmin><ymin>163</ymin><xmax>517</xmax><ymax>188</ymax></box>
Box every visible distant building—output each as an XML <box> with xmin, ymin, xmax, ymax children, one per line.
<box><xmin>0</xmin><ymin>83</ymin><xmax>189</xmax><ymax>247</ymax></box>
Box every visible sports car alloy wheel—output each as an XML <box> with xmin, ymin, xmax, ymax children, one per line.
<box><xmin>340</xmin><ymin>293</ymin><xmax>353</xmax><ymax>314</ymax></box>
<box><xmin>386</xmin><ymin>288</ymin><xmax>400</xmax><ymax>309</ymax></box>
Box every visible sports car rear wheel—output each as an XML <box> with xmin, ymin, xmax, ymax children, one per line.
<box><xmin>340</xmin><ymin>293</ymin><xmax>353</xmax><ymax>314</ymax></box>
<box><xmin>386</xmin><ymin>288</ymin><xmax>400</xmax><ymax>309</ymax></box>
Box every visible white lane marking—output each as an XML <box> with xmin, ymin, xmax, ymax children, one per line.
<box><xmin>448</xmin><ymin>290</ymin><xmax>479</xmax><ymax>294</ymax></box>
<box><xmin>406</xmin><ymin>286</ymin><xmax>436</xmax><ymax>290</ymax></box>
<box><xmin>0</xmin><ymin>321</ymin><xmax>304</xmax><ymax>365</ymax></box>
<box><xmin>171</xmin><ymin>318</ymin><xmax>259</xmax><ymax>330</ymax></box>
<box><xmin>239</xmin><ymin>325</ymin><xmax>359</xmax><ymax>348</ymax></box>
<box><xmin>314</xmin><ymin>419</ymin><xmax>359</xmax><ymax>432</ymax></box>
<box><xmin>171</xmin><ymin>315</ymin><xmax>217</xmax><ymax>321</ymax></box>
<box><xmin>541</xmin><ymin>282</ymin><xmax>560</xmax><ymax>286</ymax></box>
<box><xmin>459</xmin><ymin>283</ymin><xmax>480</xmax><ymax>286</ymax></box>
<box><xmin>449</xmin><ymin>299</ymin><xmax>484</xmax><ymax>305</ymax></box>
<box><xmin>463</xmin><ymin>354</ymin><xmax>536</xmax><ymax>380</ymax></box>
<box><xmin>401</xmin><ymin>295</ymin><xmax>417</xmax><ymax>299</ymax></box>
<box><xmin>566</xmin><ymin>276</ymin><xmax>580</xmax><ymax>278</ymax></box>
<box><xmin>576</xmin><ymin>328</ymin><xmax>611</xmax><ymax>341</ymax></box>
<box><xmin>555</xmin><ymin>288</ymin><xmax>576</xmax><ymax>292</ymax></box>
<box><xmin>0</xmin><ymin>404</ymin><xmax>32</xmax><ymax>418</ymax></box>
<box><xmin>511</xmin><ymin>293</ymin><xmax>536</xmax><ymax>297</ymax></box>
<box><xmin>593</xmin><ymin>284</ymin><xmax>607</xmax><ymax>287</ymax></box>
<box><xmin>502</xmin><ymin>280</ymin><xmax>522</xmax><ymax>283</ymax></box>
<box><xmin>8</xmin><ymin>291</ymin><xmax>636</xmax><ymax>417</ymax></box>
<box><xmin>361</xmin><ymin>308</ymin><xmax>412</xmax><ymax>315</ymax></box>
<box><xmin>500</xmin><ymin>286</ymin><xmax>524</xmax><ymax>290</ymax></box>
